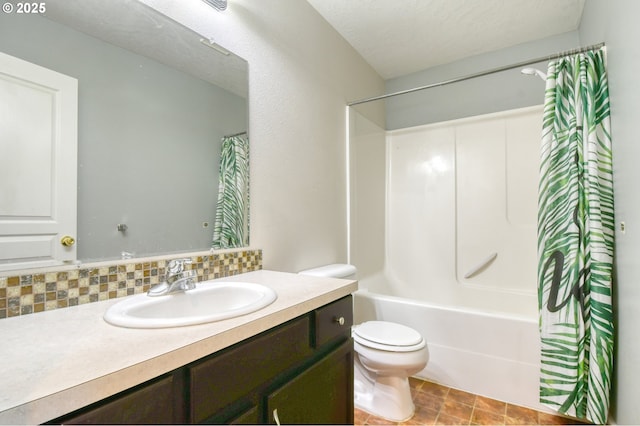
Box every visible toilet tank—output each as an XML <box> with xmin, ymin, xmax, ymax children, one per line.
<box><xmin>298</xmin><ymin>264</ymin><xmax>357</xmax><ymax>279</ymax></box>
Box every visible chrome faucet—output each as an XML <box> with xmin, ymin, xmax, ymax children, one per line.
<box><xmin>147</xmin><ymin>258</ymin><xmax>197</xmax><ymax>297</ymax></box>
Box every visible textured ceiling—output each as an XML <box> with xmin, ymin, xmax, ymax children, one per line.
<box><xmin>306</xmin><ymin>0</ymin><xmax>585</xmax><ymax>79</ymax></box>
<box><xmin>42</xmin><ymin>0</ymin><xmax>248</xmax><ymax>98</ymax></box>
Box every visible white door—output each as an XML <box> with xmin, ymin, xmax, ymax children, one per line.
<box><xmin>0</xmin><ymin>51</ymin><xmax>78</xmax><ymax>271</ymax></box>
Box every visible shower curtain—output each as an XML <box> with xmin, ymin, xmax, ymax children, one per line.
<box><xmin>212</xmin><ymin>134</ymin><xmax>249</xmax><ymax>249</ymax></box>
<box><xmin>537</xmin><ymin>48</ymin><xmax>614</xmax><ymax>424</ymax></box>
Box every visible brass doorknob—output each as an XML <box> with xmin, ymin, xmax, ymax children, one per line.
<box><xmin>60</xmin><ymin>236</ymin><xmax>75</xmax><ymax>247</ymax></box>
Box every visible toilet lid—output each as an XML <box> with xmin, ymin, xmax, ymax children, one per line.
<box><xmin>353</xmin><ymin>321</ymin><xmax>425</xmax><ymax>351</ymax></box>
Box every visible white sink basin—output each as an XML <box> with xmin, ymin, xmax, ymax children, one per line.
<box><xmin>103</xmin><ymin>281</ymin><xmax>277</xmax><ymax>328</ymax></box>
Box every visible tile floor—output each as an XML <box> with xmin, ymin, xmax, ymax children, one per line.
<box><xmin>354</xmin><ymin>378</ymin><xmax>589</xmax><ymax>425</ymax></box>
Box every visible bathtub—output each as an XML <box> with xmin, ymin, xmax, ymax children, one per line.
<box><xmin>353</xmin><ymin>286</ymin><xmax>545</xmax><ymax>412</ymax></box>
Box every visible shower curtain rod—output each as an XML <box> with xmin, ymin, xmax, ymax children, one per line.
<box><xmin>223</xmin><ymin>131</ymin><xmax>247</xmax><ymax>138</ymax></box>
<box><xmin>347</xmin><ymin>42</ymin><xmax>605</xmax><ymax>106</ymax></box>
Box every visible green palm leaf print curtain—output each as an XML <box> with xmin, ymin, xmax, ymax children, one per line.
<box><xmin>212</xmin><ymin>134</ymin><xmax>250</xmax><ymax>249</ymax></box>
<box><xmin>537</xmin><ymin>48</ymin><xmax>614</xmax><ymax>424</ymax></box>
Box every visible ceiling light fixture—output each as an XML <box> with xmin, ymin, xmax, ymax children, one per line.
<box><xmin>202</xmin><ymin>0</ymin><xmax>227</xmax><ymax>11</ymax></box>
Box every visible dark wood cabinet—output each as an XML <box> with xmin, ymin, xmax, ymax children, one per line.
<box><xmin>47</xmin><ymin>295</ymin><xmax>354</xmax><ymax>425</ymax></box>
<box><xmin>190</xmin><ymin>315</ymin><xmax>314</xmax><ymax>424</ymax></box>
<box><xmin>266</xmin><ymin>340</ymin><xmax>353</xmax><ymax>425</ymax></box>
<box><xmin>51</xmin><ymin>372</ymin><xmax>186</xmax><ymax>425</ymax></box>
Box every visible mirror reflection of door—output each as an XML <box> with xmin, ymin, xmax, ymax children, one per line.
<box><xmin>0</xmin><ymin>51</ymin><xmax>78</xmax><ymax>271</ymax></box>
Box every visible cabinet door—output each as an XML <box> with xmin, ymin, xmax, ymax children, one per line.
<box><xmin>228</xmin><ymin>406</ymin><xmax>260</xmax><ymax>425</ymax></box>
<box><xmin>266</xmin><ymin>340</ymin><xmax>354</xmax><ymax>425</ymax></box>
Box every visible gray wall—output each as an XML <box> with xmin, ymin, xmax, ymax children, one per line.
<box><xmin>385</xmin><ymin>32</ymin><xmax>579</xmax><ymax>129</ymax></box>
<box><xmin>0</xmin><ymin>13</ymin><xmax>247</xmax><ymax>261</ymax></box>
<box><xmin>578</xmin><ymin>1</ymin><xmax>640</xmax><ymax>424</ymax></box>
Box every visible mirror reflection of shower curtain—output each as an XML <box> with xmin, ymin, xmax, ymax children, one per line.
<box><xmin>537</xmin><ymin>48</ymin><xmax>614</xmax><ymax>424</ymax></box>
<box><xmin>212</xmin><ymin>134</ymin><xmax>249</xmax><ymax>249</ymax></box>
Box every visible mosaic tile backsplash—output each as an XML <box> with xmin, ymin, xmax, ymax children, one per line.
<box><xmin>0</xmin><ymin>249</ymin><xmax>262</xmax><ymax>320</ymax></box>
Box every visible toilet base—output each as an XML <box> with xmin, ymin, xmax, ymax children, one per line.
<box><xmin>354</xmin><ymin>359</ymin><xmax>415</xmax><ymax>422</ymax></box>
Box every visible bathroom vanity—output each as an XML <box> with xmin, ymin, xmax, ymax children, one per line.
<box><xmin>0</xmin><ymin>270</ymin><xmax>357</xmax><ymax>424</ymax></box>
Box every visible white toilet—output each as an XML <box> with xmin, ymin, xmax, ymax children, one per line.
<box><xmin>298</xmin><ymin>264</ymin><xmax>429</xmax><ymax>422</ymax></box>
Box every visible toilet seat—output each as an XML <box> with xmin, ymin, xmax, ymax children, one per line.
<box><xmin>353</xmin><ymin>321</ymin><xmax>425</xmax><ymax>352</ymax></box>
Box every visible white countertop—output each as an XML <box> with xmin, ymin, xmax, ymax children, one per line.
<box><xmin>0</xmin><ymin>270</ymin><xmax>357</xmax><ymax>424</ymax></box>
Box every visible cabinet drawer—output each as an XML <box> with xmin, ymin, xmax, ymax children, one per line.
<box><xmin>189</xmin><ymin>316</ymin><xmax>312</xmax><ymax>423</ymax></box>
<box><xmin>55</xmin><ymin>374</ymin><xmax>180</xmax><ymax>424</ymax></box>
<box><xmin>314</xmin><ymin>295</ymin><xmax>353</xmax><ymax>347</ymax></box>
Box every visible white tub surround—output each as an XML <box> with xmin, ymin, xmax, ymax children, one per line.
<box><xmin>383</xmin><ymin>106</ymin><xmax>541</xmax><ymax>314</ymax></box>
<box><xmin>0</xmin><ymin>270</ymin><xmax>357</xmax><ymax>424</ymax></box>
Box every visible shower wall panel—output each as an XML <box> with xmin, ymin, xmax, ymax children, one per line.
<box><xmin>386</xmin><ymin>124</ymin><xmax>456</xmax><ymax>302</ymax></box>
<box><xmin>348</xmin><ymin>108</ymin><xmax>387</xmax><ymax>284</ymax></box>
<box><xmin>385</xmin><ymin>106</ymin><xmax>542</xmax><ymax>312</ymax></box>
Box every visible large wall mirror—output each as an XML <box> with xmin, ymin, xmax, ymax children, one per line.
<box><xmin>0</xmin><ymin>0</ymin><xmax>249</xmax><ymax>270</ymax></box>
